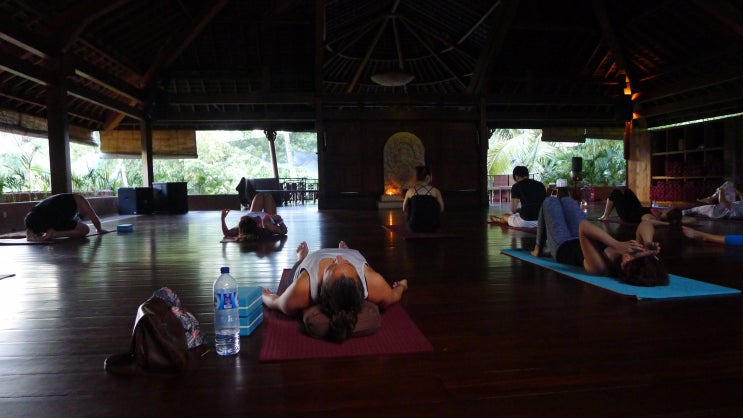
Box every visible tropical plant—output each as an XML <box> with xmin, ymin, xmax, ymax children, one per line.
<box><xmin>538</xmin><ymin>139</ymin><xmax>625</xmax><ymax>186</ymax></box>
<box><xmin>487</xmin><ymin>129</ymin><xmax>560</xmax><ymax>181</ymax></box>
<box><xmin>488</xmin><ymin>129</ymin><xmax>626</xmax><ymax>187</ymax></box>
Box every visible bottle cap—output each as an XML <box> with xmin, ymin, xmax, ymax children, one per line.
<box><xmin>220</xmin><ymin>266</ymin><xmax>230</xmax><ymax>274</ymax></box>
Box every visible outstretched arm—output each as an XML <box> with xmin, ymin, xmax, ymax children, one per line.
<box><xmin>73</xmin><ymin>193</ymin><xmax>109</xmax><ymax>233</ymax></box>
<box><xmin>364</xmin><ymin>266</ymin><xmax>407</xmax><ymax>308</ymax></box>
<box><xmin>261</xmin><ymin>271</ymin><xmax>312</xmax><ymax>316</ymax></box>
<box><xmin>221</xmin><ymin>208</ymin><xmax>238</xmax><ymax>237</ymax></box>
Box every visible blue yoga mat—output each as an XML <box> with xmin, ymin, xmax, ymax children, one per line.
<box><xmin>501</xmin><ymin>248</ymin><xmax>741</xmax><ymax>300</ymax></box>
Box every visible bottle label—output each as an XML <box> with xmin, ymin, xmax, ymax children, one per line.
<box><xmin>215</xmin><ymin>291</ymin><xmax>238</xmax><ymax>310</ymax></box>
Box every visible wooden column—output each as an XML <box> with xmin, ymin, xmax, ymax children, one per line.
<box><xmin>140</xmin><ymin>117</ymin><xmax>154</xmax><ymax>186</ymax></box>
<box><xmin>46</xmin><ymin>82</ymin><xmax>72</xmax><ymax>194</ymax></box>
<box><xmin>265</xmin><ymin>130</ymin><xmax>279</xmax><ymax>179</ymax></box>
<box><xmin>478</xmin><ymin>97</ymin><xmax>489</xmax><ymax>207</ymax></box>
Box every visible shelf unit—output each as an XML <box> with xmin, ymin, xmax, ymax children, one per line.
<box><xmin>649</xmin><ymin>121</ymin><xmax>725</xmax><ymax>202</ymax></box>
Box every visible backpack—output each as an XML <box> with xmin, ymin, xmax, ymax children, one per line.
<box><xmin>104</xmin><ymin>288</ymin><xmax>208</xmax><ymax>376</ymax></box>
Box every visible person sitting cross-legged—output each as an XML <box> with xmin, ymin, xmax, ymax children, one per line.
<box><xmin>489</xmin><ymin>165</ymin><xmax>546</xmax><ymax>228</ymax></box>
<box><xmin>402</xmin><ymin>165</ymin><xmax>445</xmax><ymax>232</ymax></box>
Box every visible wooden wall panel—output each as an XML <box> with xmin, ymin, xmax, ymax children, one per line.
<box><xmin>320</xmin><ymin>120</ymin><xmax>481</xmax><ymax>209</ymax></box>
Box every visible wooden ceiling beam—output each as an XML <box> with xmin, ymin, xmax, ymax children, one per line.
<box><xmin>0</xmin><ymin>49</ymin><xmax>142</xmax><ymax>119</ymax></box>
<box><xmin>167</xmin><ymin>92</ymin><xmax>315</xmax><ymax>105</ymax></box>
<box><xmin>638</xmin><ymin>85</ymin><xmax>743</xmax><ymax>119</ymax></box>
<box><xmin>638</xmin><ymin>63</ymin><xmax>743</xmax><ymax>102</ymax></box>
<box><xmin>49</xmin><ymin>0</ymin><xmax>132</xmax><ymax>53</ymax></box>
<box><xmin>156</xmin><ymin>110</ymin><xmax>316</xmax><ymax>123</ymax></box>
<box><xmin>592</xmin><ymin>0</ymin><xmax>634</xmax><ymax>90</ymax></box>
<box><xmin>0</xmin><ymin>51</ymin><xmax>50</xmax><ymax>86</ymax></box>
<box><xmin>467</xmin><ymin>0</ymin><xmax>520</xmax><ymax>94</ymax></box>
<box><xmin>104</xmin><ymin>0</ymin><xmax>229</xmax><ymax>130</ymax></box>
<box><xmin>693</xmin><ymin>0</ymin><xmax>743</xmax><ymax>38</ymax></box>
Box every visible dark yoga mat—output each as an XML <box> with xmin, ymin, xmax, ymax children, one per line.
<box><xmin>259</xmin><ymin>269</ymin><xmax>433</xmax><ymax>362</ymax></box>
<box><xmin>381</xmin><ymin>224</ymin><xmax>459</xmax><ymax>239</ymax></box>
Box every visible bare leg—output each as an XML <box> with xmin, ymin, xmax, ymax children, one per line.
<box><xmin>42</xmin><ymin>223</ymin><xmax>90</xmax><ymax>240</ymax></box>
<box><xmin>598</xmin><ymin>198</ymin><xmax>614</xmax><ymax>221</ymax></box>
<box><xmin>250</xmin><ymin>193</ymin><xmax>278</xmax><ymax>214</ymax></box>
<box><xmin>250</xmin><ymin>193</ymin><xmax>266</xmax><ymax>212</ymax></box>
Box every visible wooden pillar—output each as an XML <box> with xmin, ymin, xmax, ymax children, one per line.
<box><xmin>140</xmin><ymin>117</ymin><xmax>154</xmax><ymax>186</ymax></box>
<box><xmin>264</xmin><ymin>130</ymin><xmax>279</xmax><ymax>179</ymax></box>
<box><xmin>314</xmin><ymin>0</ymin><xmax>326</xmax><ymax>208</ymax></box>
<box><xmin>478</xmin><ymin>97</ymin><xmax>489</xmax><ymax>207</ymax></box>
<box><xmin>46</xmin><ymin>82</ymin><xmax>72</xmax><ymax>194</ymax></box>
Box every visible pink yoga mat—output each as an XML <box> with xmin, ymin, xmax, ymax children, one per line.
<box><xmin>259</xmin><ymin>269</ymin><xmax>433</xmax><ymax>362</ymax></box>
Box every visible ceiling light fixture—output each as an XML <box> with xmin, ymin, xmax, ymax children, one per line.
<box><xmin>371</xmin><ymin>7</ymin><xmax>413</xmax><ymax>87</ymax></box>
<box><xmin>371</xmin><ymin>71</ymin><xmax>415</xmax><ymax>87</ymax></box>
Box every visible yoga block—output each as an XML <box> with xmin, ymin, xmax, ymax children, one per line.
<box><xmin>117</xmin><ymin>187</ymin><xmax>153</xmax><ymax>215</ymax></box>
<box><xmin>116</xmin><ymin>224</ymin><xmax>134</xmax><ymax>233</ymax></box>
<box><xmin>239</xmin><ymin>312</ymin><xmax>263</xmax><ymax>336</ymax></box>
<box><xmin>238</xmin><ymin>286</ymin><xmax>264</xmax><ymax>336</ymax></box>
<box><xmin>152</xmin><ymin>182</ymin><xmax>188</xmax><ymax>214</ymax></box>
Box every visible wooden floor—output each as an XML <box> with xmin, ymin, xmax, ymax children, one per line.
<box><xmin>2</xmin><ymin>202</ymin><xmax>743</xmax><ymax>417</ymax></box>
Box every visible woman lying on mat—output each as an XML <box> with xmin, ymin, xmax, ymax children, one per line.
<box><xmin>532</xmin><ymin>195</ymin><xmax>669</xmax><ymax>286</ymax></box>
<box><xmin>682</xmin><ymin>181</ymin><xmax>743</xmax><ymax>220</ymax></box>
<box><xmin>597</xmin><ymin>188</ymin><xmax>694</xmax><ymax>225</ymax></box>
<box><xmin>25</xmin><ymin>193</ymin><xmax>110</xmax><ymax>241</ymax></box>
<box><xmin>262</xmin><ymin>241</ymin><xmax>408</xmax><ymax>342</ymax></box>
<box><xmin>682</xmin><ymin>226</ymin><xmax>743</xmax><ymax>246</ymax></box>
<box><xmin>221</xmin><ymin>193</ymin><xmax>287</xmax><ymax>241</ymax></box>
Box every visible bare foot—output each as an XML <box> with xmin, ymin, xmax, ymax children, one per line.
<box><xmin>597</xmin><ymin>216</ymin><xmax>609</xmax><ymax>221</ymax></box>
<box><xmin>682</xmin><ymin>226</ymin><xmax>703</xmax><ymax>240</ymax></box>
<box><xmin>489</xmin><ymin>215</ymin><xmax>505</xmax><ymax>224</ymax></box>
<box><xmin>338</xmin><ymin>241</ymin><xmax>348</xmax><ymax>249</ymax></box>
<box><xmin>296</xmin><ymin>241</ymin><xmax>309</xmax><ymax>260</ymax></box>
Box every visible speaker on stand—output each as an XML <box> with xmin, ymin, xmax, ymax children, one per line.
<box><xmin>569</xmin><ymin>157</ymin><xmax>584</xmax><ymax>201</ymax></box>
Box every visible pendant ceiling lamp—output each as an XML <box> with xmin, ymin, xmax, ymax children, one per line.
<box><xmin>371</xmin><ymin>71</ymin><xmax>415</xmax><ymax>87</ymax></box>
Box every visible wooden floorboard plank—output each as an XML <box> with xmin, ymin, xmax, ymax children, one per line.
<box><xmin>1</xmin><ymin>203</ymin><xmax>743</xmax><ymax>417</ymax></box>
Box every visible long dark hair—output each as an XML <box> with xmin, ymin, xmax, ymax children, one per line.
<box><xmin>320</xmin><ymin>276</ymin><xmax>364</xmax><ymax>342</ymax></box>
<box><xmin>620</xmin><ymin>255</ymin><xmax>669</xmax><ymax>287</ymax></box>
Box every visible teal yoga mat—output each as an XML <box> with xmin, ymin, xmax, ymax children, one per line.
<box><xmin>501</xmin><ymin>248</ymin><xmax>740</xmax><ymax>300</ymax></box>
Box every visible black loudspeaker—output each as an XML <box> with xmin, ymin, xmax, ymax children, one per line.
<box><xmin>571</xmin><ymin>157</ymin><xmax>583</xmax><ymax>173</ymax></box>
<box><xmin>153</xmin><ymin>182</ymin><xmax>188</xmax><ymax>214</ymax></box>
<box><xmin>117</xmin><ymin>187</ymin><xmax>153</xmax><ymax>215</ymax></box>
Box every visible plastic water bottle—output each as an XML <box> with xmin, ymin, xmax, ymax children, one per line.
<box><xmin>214</xmin><ymin>266</ymin><xmax>240</xmax><ymax>356</ymax></box>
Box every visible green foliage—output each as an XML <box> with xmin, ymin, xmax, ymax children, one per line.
<box><xmin>1</xmin><ymin>130</ymin><xmax>317</xmax><ymax>195</ymax></box>
<box><xmin>488</xmin><ymin>129</ymin><xmax>626</xmax><ymax>186</ymax></box>
<box><xmin>538</xmin><ymin>139</ymin><xmax>626</xmax><ymax>186</ymax></box>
